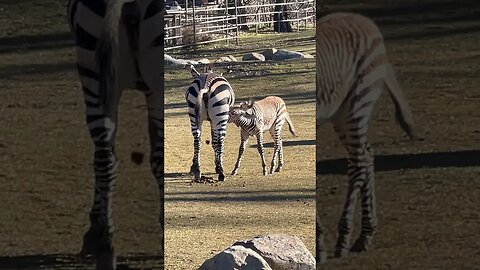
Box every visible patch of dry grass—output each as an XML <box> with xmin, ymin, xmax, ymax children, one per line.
<box><xmin>165</xmin><ymin>32</ymin><xmax>316</xmax><ymax>269</ymax></box>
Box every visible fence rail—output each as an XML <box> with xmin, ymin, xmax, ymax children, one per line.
<box><xmin>164</xmin><ymin>0</ymin><xmax>315</xmax><ymax>51</ymax></box>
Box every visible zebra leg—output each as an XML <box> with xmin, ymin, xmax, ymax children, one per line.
<box><xmin>269</xmin><ymin>132</ymin><xmax>278</xmax><ymax>174</ymax></box>
<box><xmin>317</xmin><ymin>215</ymin><xmax>327</xmax><ymax>264</ymax></box>
<box><xmin>213</xmin><ymin>129</ymin><xmax>226</xmax><ymax>181</ymax></box>
<box><xmin>144</xmin><ymin>89</ymin><xmax>165</xmax><ymax>256</ymax></box>
<box><xmin>79</xmin><ymin>116</ymin><xmax>119</xmax><ymax>269</ymax></box>
<box><xmin>351</xmin><ymin>142</ymin><xmax>377</xmax><ymax>252</ymax></box>
<box><xmin>190</xmin><ymin>128</ymin><xmax>202</xmax><ymax>180</ymax></box>
<box><xmin>255</xmin><ymin>133</ymin><xmax>267</xmax><ymax>175</ymax></box>
<box><xmin>232</xmin><ymin>130</ymin><xmax>249</xmax><ymax>176</ymax></box>
<box><xmin>332</xmin><ymin>123</ymin><xmax>362</xmax><ymax>258</ymax></box>
<box><xmin>274</xmin><ymin>138</ymin><xmax>284</xmax><ymax>173</ymax></box>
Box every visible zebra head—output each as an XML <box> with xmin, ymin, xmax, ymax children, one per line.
<box><xmin>228</xmin><ymin>101</ymin><xmax>256</xmax><ymax>125</ymax></box>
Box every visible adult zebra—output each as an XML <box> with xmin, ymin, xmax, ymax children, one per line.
<box><xmin>186</xmin><ymin>66</ymin><xmax>235</xmax><ymax>182</ymax></box>
<box><xmin>67</xmin><ymin>0</ymin><xmax>164</xmax><ymax>269</ymax></box>
<box><xmin>316</xmin><ymin>13</ymin><xmax>415</xmax><ymax>262</ymax></box>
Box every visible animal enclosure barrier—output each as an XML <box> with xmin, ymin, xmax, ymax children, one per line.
<box><xmin>164</xmin><ymin>0</ymin><xmax>315</xmax><ymax>50</ymax></box>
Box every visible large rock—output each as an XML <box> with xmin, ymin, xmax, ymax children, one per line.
<box><xmin>164</xmin><ymin>54</ymin><xmax>199</xmax><ymax>66</ymax></box>
<box><xmin>261</xmin><ymin>48</ymin><xmax>278</xmax><ymax>60</ymax></box>
<box><xmin>215</xmin><ymin>56</ymin><xmax>233</xmax><ymax>63</ymax></box>
<box><xmin>242</xmin><ymin>52</ymin><xmax>265</xmax><ymax>61</ymax></box>
<box><xmin>234</xmin><ymin>234</ymin><xmax>315</xmax><ymax>270</ymax></box>
<box><xmin>272</xmin><ymin>50</ymin><xmax>305</xmax><ymax>61</ymax></box>
<box><xmin>198</xmin><ymin>58</ymin><xmax>211</xmax><ymax>64</ymax></box>
<box><xmin>198</xmin><ymin>245</ymin><xmax>272</xmax><ymax>270</ymax></box>
<box><xmin>303</xmin><ymin>53</ymin><xmax>315</xmax><ymax>59</ymax></box>
<box><xmin>227</xmin><ymin>55</ymin><xmax>238</xmax><ymax>62</ymax></box>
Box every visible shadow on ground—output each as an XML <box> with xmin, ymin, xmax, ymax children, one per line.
<box><xmin>0</xmin><ymin>254</ymin><xmax>163</xmax><ymax>270</ymax></box>
<box><xmin>317</xmin><ymin>149</ymin><xmax>480</xmax><ymax>175</ymax></box>
<box><xmin>165</xmin><ymin>187</ymin><xmax>315</xmax><ymax>202</ymax></box>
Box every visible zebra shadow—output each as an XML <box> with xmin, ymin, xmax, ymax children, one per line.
<box><xmin>317</xmin><ymin>149</ymin><xmax>480</xmax><ymax>175</ymax></box>
<box><xmin>249</xmin><ymin>139</ymin><xmax>316</xmax><ymax>148</ymax></box>
<box><xmin>0</xmin><ymin>253</ymin><xmax>163</xmax><ymax>270</ymax></box>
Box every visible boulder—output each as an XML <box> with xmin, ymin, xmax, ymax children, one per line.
<box><xmin>242</xmin><ymin>52</ymin><xmax>265</xmax><ymax>61</ymax></box>
<box><xmin>198</xmin><ymin>58</ymin><xmax>210</xmax><ymax>64</ymax></box>
<box><xmin>227</xmin><ymin>55</ymin><xmax>238</xmax><ymax>62</ymax></box>
<box><xmin>164</xmin><ymin>54</ymin><xmax>199</xmax><ymax>66</ymax></box>
<box><xmin>261</xmin><ymin>48</ymin><xmax>278</xmax><ymax>60</ymax></box>
<box><xmin>234</xmin><ymin>234</ymin><xmax>315</xmax><ymax>270</ymax></box>
<box><xmin>303</xmin><ymin>53</ymin><xmax>315</xmax><ymax>59</ymax></box>
<box><xmin>215</xmin><ymin>56</ymin><xmax>233</xmax><ymax>63</ymax></box>
<box><xmin>272</xmin><ymin>50</ymin><xmax>305</xmax><ymax>61</ymax></box>
<box><xmin>198</xmin><ymin>245</ymin><xmax>272</xmax><ymax>270</ymax></box>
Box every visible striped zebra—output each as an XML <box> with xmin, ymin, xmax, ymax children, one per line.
<box><xmin>227</xmin><ymin>96</ymin><xmax>296</xmax><ymax>176</ymax></box>
<box><xmin>316</xmin><ymin>13</ymin><xmax>415</xmax><ymax>260</ymax></box>
<box><xmin>186</xmin><ymin>66</ymin><xmax>235</xmax><ymax>181</ymax></box>
<box><xmin>67</xmin><ymin>0</ymin><xmax>164</xmax><ymax>269</ymax></box>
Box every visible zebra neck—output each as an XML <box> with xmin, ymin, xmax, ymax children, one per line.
<box><xmin>235</xmin><ymin>117</ymin><xmax>256</xmax><ymax>131</ymax></box>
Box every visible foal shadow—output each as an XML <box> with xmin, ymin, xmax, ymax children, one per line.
<box><xmin>317</xmin><ymin>149</ymin><xmax>480</xmax><ymax>175</ymax></box>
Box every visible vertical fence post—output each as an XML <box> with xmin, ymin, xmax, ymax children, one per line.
<box><xmin>296</xmin><ymin>0</ymin><xmax>300</xmax><ymax>32</ymax></box>
<box><xmin>225</xmin><ymin>0</ymin><xmax>229</xmax><ymax>45</ymax></box>
<box><xmin>192</xmin><ymin>1</ymin><xmax>197</xmax><ymax>45</ymax></box>
<box><xmin>234</xmin><ymin>0</ymin><xmax>239</xmax><ymax>46</ymax></box>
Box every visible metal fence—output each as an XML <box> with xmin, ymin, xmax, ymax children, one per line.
<box><xmin>164</xmin><ymin>0</ymin><xmax>315</xmax><ymax>50</ymax></box>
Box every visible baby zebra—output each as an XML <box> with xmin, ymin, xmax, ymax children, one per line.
<box><xmin>228</xmin><ymin>96</ymin><xmax>296</xmax><ymax>176</ymax></box>
<box><xmin>316</xmin><ymin>13</ymin><xmax>415</xmax><ymax>261</ymax></box>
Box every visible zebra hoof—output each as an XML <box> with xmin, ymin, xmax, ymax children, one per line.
<box><xmin>194</xmin><ymin>171</ymin><xmax>202</xmax><ymax>181</ymax></box>
<box><xmin>218</xmin><ymin>173</ymin><xmax>226</xmax><ymax>181</ymax></box>
<box><xmin>231</xmin><ymin>169</ymin><xmax>238</xmax><ymax>176</ymax></box>
<box><xmin>80</xmin><ymin>226</ymin><xmax>102</xmax><ymax>258</ymax></box>
<box><xmin>334</xmin><ymin>247</ymin><xmax>350</xmax><ymax>258</ymax></box>
<box><xmin>350</xmin><ymin>236</ymin><xmax>373</xmax><ymax>253</ymax></box>
<box><xmin>96</xmin><ymin>244</ymin><xmax>117</xmax><ymax>270</ymax></box>
<box><xmin>275</xmin><ymin>166</ymin><xmax>283</xmax><ymax>173</ymax></box>
<box><xmin>189</xmin><ymin>164</ymin><xmax>199</xmax><ymax>175</ymax></box>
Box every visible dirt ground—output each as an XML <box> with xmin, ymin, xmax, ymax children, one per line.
<box><xmin>317</xmin><ymin>1</ymin><xmax>480</xmax><ymax>269</ymax></box>
<box><xmin>164</xmin><ymin>33</ymin><xmax>316</xmax><ymax>268</ymax></box>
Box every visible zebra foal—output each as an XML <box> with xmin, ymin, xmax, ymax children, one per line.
<box><xmin>68</xmin><ymin>0</ymin><xmax>164</xmax><ymax>269</ymax></box>
<box><xmin>228</xmin><ymin>96</ymin><xmax>297</xmax><ymax>176</ymax></box>
<box><xmin>316</xmin><ymin>13</ymin><xmax>415</xmax><ymax>261</ymax></box>
<box><xmin>186</xmin><ymin>66</ymin><xmax>235</xmax><ymax>181</ymax></box>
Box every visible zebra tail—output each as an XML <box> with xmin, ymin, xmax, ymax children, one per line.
<box><xmin>96</xmin><ymin>0</ymin><xmax>124</xmax><ymax>116</ymax></box>
<box><xmin>195</xmin><ymin>88</ymin><xmax>209</xmax><ymax>128</ymax></box>
<box><xmin>385</xmin><ymin>64</ymin><xmax>415</xmax><ymax>140</ymax></box>
<box><xmin>285</xmin><ymin>112</ymin><xmax>297</xmax><ymax>137</ymax></box>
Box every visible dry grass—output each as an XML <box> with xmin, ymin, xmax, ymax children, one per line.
<box><xmin>165</xmin><ymin>31</ymin><xmax>316</xmax><ymax>269</ymax></box>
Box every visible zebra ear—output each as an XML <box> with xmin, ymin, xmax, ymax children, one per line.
<box><xmin>247</xmin><ymin>99</ymin><xmax>254</xmax><ymax>107</ymax></box>
<box><xmin>190</xmin><ymin>65</ymin><xmax>200</xmax><ymax>78</ymax></box>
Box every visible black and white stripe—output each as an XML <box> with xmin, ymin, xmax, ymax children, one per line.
<box><xmin>316</xmin><ymin>13</ymin><xmax>415</xmax><ymax>261</ymax></box>
<box><xmin>68</xmin><ymin>0</ymin><xmax>164</xmax><ymax>268</ymax></box>
<box><xmin>228</xmin><ymin>96</ymin><xmax>296</xmax><ymax>176</ymax></box>
<box><xmin>186</xmin><ymin>66</ymin><xmax>235</xmax><ymax>182</ymax></box>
